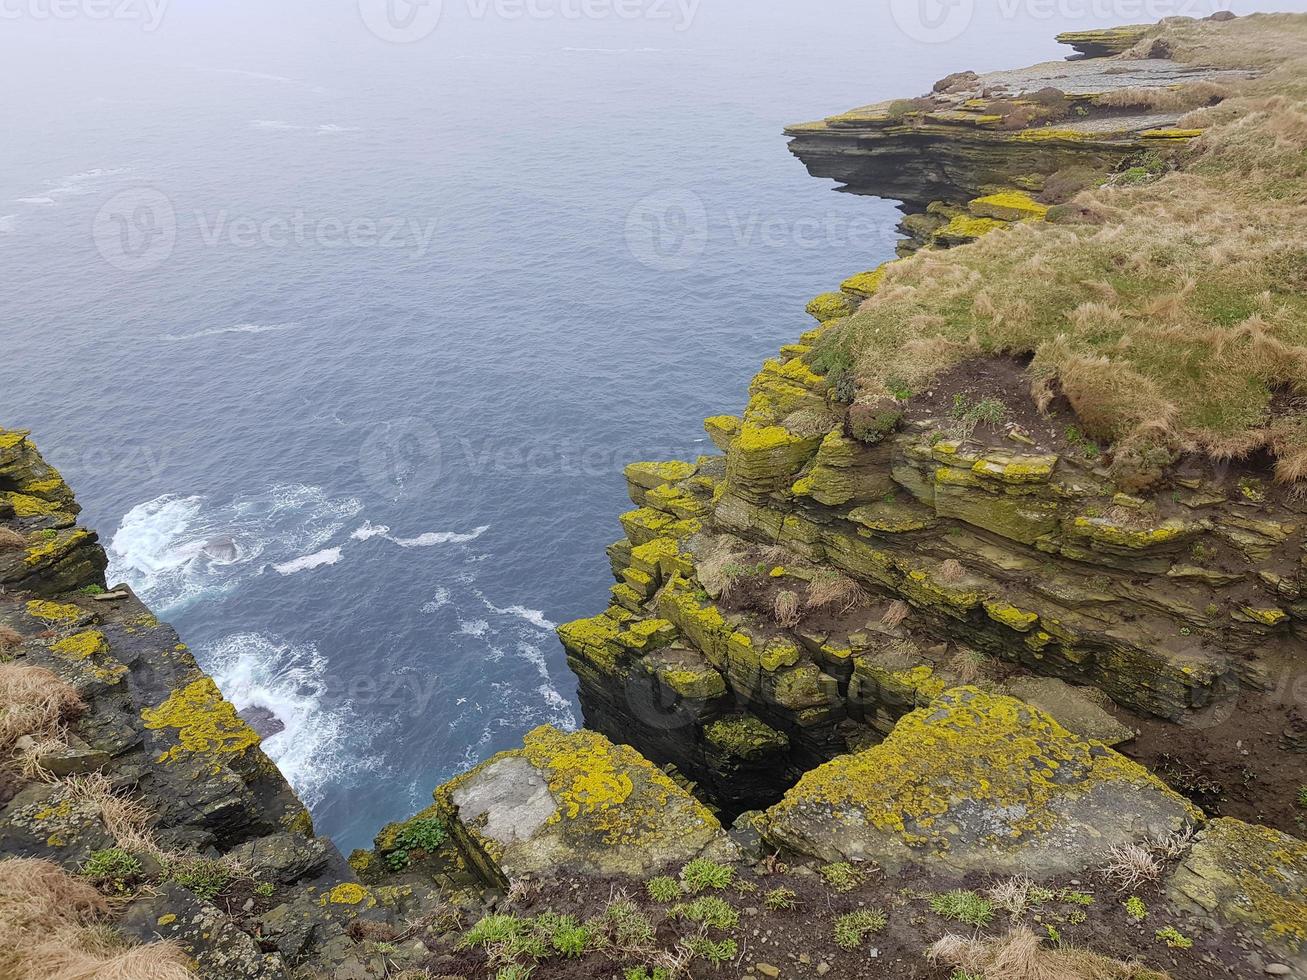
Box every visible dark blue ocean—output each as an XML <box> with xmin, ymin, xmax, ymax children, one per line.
<box><xmin>0</xmin><ymin>0</ymin><xmax>1263</xmax><ymax>851</ymax></box>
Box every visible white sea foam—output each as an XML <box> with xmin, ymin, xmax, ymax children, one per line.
<box><xmin>162</xmin><ymin>322</ymin><xmax>299</xmax><ymax>341</ymax></box>
<box><xmin>457</xmin><ymin>619</ymin><xmax>490</xmax><ymax>637</ymax></box>
<box><xmin>420</xmin><ymin>586</ymin><xmax>452</xmax><ymax>614</ymax></box>
<box><xmin>107</xmin><ymin>485</ymin><xmax>362</xmax><ymax>612</ymax></box>
<box><xmin>16</xmin><ymin>196</ymin><xmax>56</xmax><ymax>206</ymax></box>
<box><xmin>273</xmin><ymin>547</ymin><xmax>342</xmax><ymax>575</ymax></box>
<box><xmin>206</xmin><ymin>631</ymin><xmax>378</xmax><ymax>808</ymax></box>
<box><xmin>350</xmin><ymin>521</ymin><xmax>391</xmax><ymax>542</ymax></box>
<box><xmin>389</xmin><ymin>525</ymin><xmax>489</xmax><ymax>548</ymax></box>
<box><xmin>480</xmin><ymin>596</ymin><xmax>555</xmax><ymax>631</ymax></box>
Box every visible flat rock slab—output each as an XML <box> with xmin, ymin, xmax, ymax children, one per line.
<box><xmin>765</xmin><ymin>687</ymin><xmax>1198</xmax><ymax>878</ymax></box>
<box><xmin>1005</xmin><ymin>676</ymin><xmax>1136</xmax><ymax>746</ymax></box>
<box><xmin>1168</xmin><ymin>818</ymin><xmax>1307</xmax><ymax>968</ymax></box>
<box><xmin>437</xmin><ymin>725</ymin><xmax>737</xmax><ymax>881</ymax></box>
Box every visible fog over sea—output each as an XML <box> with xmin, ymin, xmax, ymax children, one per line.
<box><xmin>4</xmin><ymin>0</ymin><xmax>1295</xmax><ymax>850</ymax></box>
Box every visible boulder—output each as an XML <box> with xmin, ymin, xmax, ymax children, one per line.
<box><xmin>1004</xmin><ymin>676</ymin><xmax>1136</xmax><ymax>746</ymax></box>
<box><xmin>765</xmin><ymin>687</ymin><xmax>1199</xmax><ymax>877</ymax></box>
<box><xmin>435</xmin><ymin>725</ymin><xmax>737</xmax><ymax>883</ymax></box>
<box><xmin>1167</xmin><ymin>818</ymin><xmax>1307</xmax><ymax>965</ymax></box>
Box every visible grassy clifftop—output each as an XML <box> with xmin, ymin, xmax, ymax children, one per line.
<box><xmin>804</xmin><ymin>14</ymin><xmax>1307</xmax><ymax>488</ymax></box>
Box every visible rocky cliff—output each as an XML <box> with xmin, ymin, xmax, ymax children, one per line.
<box><xmin>4</xmin><ymin>12</ymin><xmax>1307</xmax><ymax>980</ymax></box>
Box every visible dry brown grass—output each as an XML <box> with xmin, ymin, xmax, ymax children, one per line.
<box><xmin>948</xmin><ymin>647</ymin><xmax>995</xmax><ymax>684</ymax></box>
<box><xmin>0</xmin><ymin>859</ymin><xmax>193</xmax><ymax>980</ymax></box>
<box><xmin>0</xmin><ymin>664</ymin><xmax>84</xmax><ymax>755</ymax></box>
<box><xmin>880</xmin><ymin>600</ymin><xmax>911</xmax><ymax>627</ymax></box>
<box><xmin>812</xmin><ymin>14</ymin><xmax>1307</xmax><ymax>482</ymax></box>
<box><xmin>928</xmin><ymin>927</ymin><xmax>1170</xmax><ymax>980</ymax></box>
<box><xmin>61</xmin><ymin>773</ymin><xmax>161</xmax><ymax>858</ymax></box>
<box><xmin>772</xmin><ymin>590</ymin><xmax>802</xmax><ymax>628</ymax></box>
<box><xmin>0</xmin><ymin>527</ymin><xmax>27</xmax><ymax>551</ymax></box>
<box><xmin>936</xmin><ymin>559</ymin><xmax>966</xmax><ymax>584</ymax></box>
<box><xmin>1098</xmin><ymin>842</ymin><xmax>1163</xmax><ymax>892</ymax></box>
<box><xmin>1095</xmin><ymin>80</ymin><xmax>1233</xmax><ymax>112</ymax></box>
<box><xmin>0</xmin><ymin>624</ymin><xmax>22</xmax><ymax>651</ymax></box>
<box><xmin>805</xmin><ymin>572</ymin><xmax>870</xmax><ymax>613</ymax></box>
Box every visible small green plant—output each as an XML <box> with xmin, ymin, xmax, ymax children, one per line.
<box><xmin>386</xmin><ymin>816</ymin><xmax>448</xmax><ymax>870</ymax></box>
<box><xmin>1067</xmin><ymin>908</ymin><xmax>1088</xmax><ymax>925</ymax></box>
<box><xmin>1297</xmin><ymin>786</ymin><xmax>1307</xmax><ymax>809</ymax></box>
<box><xmin>458</xmin><ymin>914</ymin><xmax>530</xmax><ymax>950</ymax></box>
<box><xmin>833</xmin><ymin>908</ymin><xmax>887</xmax><ymax>950</ymax></box>
<box><xmin>646</xmin><ymin>875</ymin><xmax>681</xmax><ymax>903</ymax></box>
<box><xmin>679</xmin><ymin>858</ymin><xmax>734</xmax><ymax>893</ymax></box>
<box><xmin>950</xmin><ymin>394</ymin><xmax>1007</xmax><ymax>440</ymax></box>
<box><xmin>763</xmin><ymin>887</ymin><xmax>797</xmax><ymax>911</ymax></box>
<box><xmin>533</xmin><ymin>913</ymin><xmax>591</xmax><ymax>958</ymax></box>
<box><xmin>669</xmin><ymin>896</ymin><xmax>738</xmax><ymax>930</ymax></box>
<box><xmin>495</xmin><ymin>966</ymin><xmax>535</xmax><ymax>980</ymax></box>
<box><xmin>1064</xmin><ymin>425</ymin><xmax>1101</xmax><ymax>461</ymax></box>
<box><xmin>1155</xmin><ymin>926</ymin><xmax>1193</xmax><ymax>949</ymax></box>
<box><xmin>886</xmin><ymin>377</ymin><xmax>913</xmax><ymax>400</ymax></box>
<box><xmin>254</xmin><ymin>881</ymin><xmax>275</xmax><ymax>898</ymax></box>
<box><xmin>682</xmin><ymin>935</ymin><xmax>738</xmax><ymax>965</ymax></box>
<box><xmin>602</xmin><ymin>900</ymin><xmax>656</xmax><ymax>948</ymax></box>
<box><xmin>1125</xmin><ymin>896</ymin><xmax>1148</xmax><ymax>922</ymax></box>
<box><xmin>930</xmin><ymin>889</ymin><xmax>993</xmax><ymax>927</ymax></box>
<box><xmin>1045</xmin><ymin>923</ymin><xmax>1061</xmax><ymax>944</ymax></box>
<box><xmin>165</xmin><ymin>855</ymin><xmax>231</xmax><ymax>900</ymax></box>
<box><xmin>79</xmin><ymin>584</ymin><xmax>106</xmax><ymax>596</ymax></box>
<box><xmin>950</xmin><ymin>972</ymin><xmax>984</xmax><ymax>980</ymax></box>
<box><xmin>624</xmin><ymin>969</ymin><xmax>671</xmax><ymax>980</ymax></box>
<box><xmin>1059</xmin><ymin>889</ymin><xmax>1094</xmax><ymax>906</ymax></box>
<box><xmin>80</xmin><ymin>848</ymin><xmax>141</xmax><ymax>892</ymax></box>
<box><xmin>819</xmin><ymin>861</ymin><xmax>864</xmax><ymax>893</ymax></box>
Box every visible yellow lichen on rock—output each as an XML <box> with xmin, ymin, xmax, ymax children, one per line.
<box><xmin>25</xmin><ymin>600</ymin><xmax>84</xmax><ymax>623</ymax></box>
<box><xmin>766</xmin><ymin>688</ymin><xmax>1199</xmax><ymax>874</ymax></box>
<box><xmin>141</xmin><ymin>678</ymin><xmax>262</xmax><ymax>764</ymax></box>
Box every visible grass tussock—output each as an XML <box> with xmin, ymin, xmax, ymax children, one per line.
<box><xmin>811</xmin><ymin>14</ymin><xmax>1307</xmax><ymax>482</ymax></box>
<box><xmin>0</xmin><ymin>527</ymin><xmax>27</xmax><ymax>551</ymax></box>
<box><xmin>0</xmin><ymin>624</ymin><xmax>22</xmax><ymax>652</ymax></box>
<box><xmin>928</xmin><ymin>926</ymin><xmax>1170</xmax><ymax>980</ymax></box>
<box><xmin>0</xmin><ymin>858</ymin><xmax>193</xmax><ymax>980</ymax></box>
<box><xmin>880</xmin><ymin>599</ymin><xmax>911</xmax><ymax>627</ymax></box>
<box><xmin>804</xmin><ymin>572</ymin><xmax>870</xmax><ymax>613</ymax></box>
<box><xmin>0</xmin><ymin>664</ymin><xmax>84</xmax><ymax>755</ymax></box>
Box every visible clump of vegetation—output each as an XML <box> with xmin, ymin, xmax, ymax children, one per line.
<box><xmin>819</xmin><ymin>862</ymin><xmax>864</xmax><ymax>892</ymax></box>
<box><xmin>1099</xmin><ymin>842</ymin><xmax>1162</xmax><ymax>892</ymax></box>
<box><xmin>833</xmin><ymin>908</ymin><xmax>887</xmax><ymax>950</ymax></box>
<box><xmin>646</xmin><ymin>876</ymin><xmax>681</xmax><ymax>903</ymax></box>
<box><xmin>163</xmin><ymin>855</ymin><xmax>232</xmax><ymax>901</ymax></box>
<box><xmin>948</xmin><ymin>647</ymin><xmax>995</xmax><ymax>684</ymax></box>
<box><xmin>601</xmin><ymin>899</ymin><xmax>657</xmax><ymax>948</ymax></box>
<box><xmin>930</xmin><ymin>926</ymin><xmax>1167</xmax><ymax>980</ymax></box>
<box><xmin>805</xmin><ymin>571</ymin><xmax>869</xmax><ymax>613</ymax></box>
<box><xmin>79</xmin><ymin>849</ymin><xmax>142</xmax><ymax>894</ymax></box>
<box><xmin>930</xmin><ymin>889</ymin><xmax>994</xmax><ymax>927</ymax></box>
<box><xmin>669</xmin><ymin>896</ymin><xmax>738</xmax><ymax>930</ymax></box>
<box><xmin>1297</xmin><ymin>785</ymin><xmax>1307</xmax><ymax>809</ymax></box>
<box><xmin>1125</xmin><ymin>896</ymin><xmax>1148</xmax><ymax>922</ymax></box>
<box><xmin>679</xmin><ymin>858</ymin><xmax>734</xmax><ymax>894</ymax></box>
<box><xmin>0</xmin><ymin>528</ymin><xmax>26</xmax><ymax>551</ymax></box>
<box><xmin>0</xmin><ymin>664</ymin><xmax>84</xmax><ymax>757</ymax></box>
<box><xmin>254</xmin><ymin>881</ymin><xmax>275</xmax><ymax>898</ymax></box>
<box><xmin>681</xmin><ymin>935</ymin><xmax>738</xmax><ymax>965</ymax></box>
<box><xmin>880</xmin><ymin>600</ymin><xmax>911</xmax><ymax>628</ymax></box>
<box><xmin>385</xmin><ymin>816</ymin><xmax>448</xmax><ymax>870</ymax></box>
<box><xmin>772</xmin><ymin>590</ymin><xmax>801</xmax><ymax>628</ymax></box>
<box><xmin>763</xmin><ymin>887</ymin><xmax>797</xmax><ymax>911</ymax></box>
<box><xmin>0</xmin><ymin>857</ymin><xmax>193</xmax><ymax>980</ymax></box>
<box><xmin>1155</xmin><ymin>925</ymin><xmax>1194</xmax><ymax>949</ymax></box>
<box><xmin>949</xmin><ymin>393</ymin><xmax>1008</xmax><ymax>441</ymax></box>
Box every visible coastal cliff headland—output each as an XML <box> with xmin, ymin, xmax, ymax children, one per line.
<box><xmin>4</xmin><ymin>12</ymin><xmax>1307</xmax><ymax>980</ymax></box>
